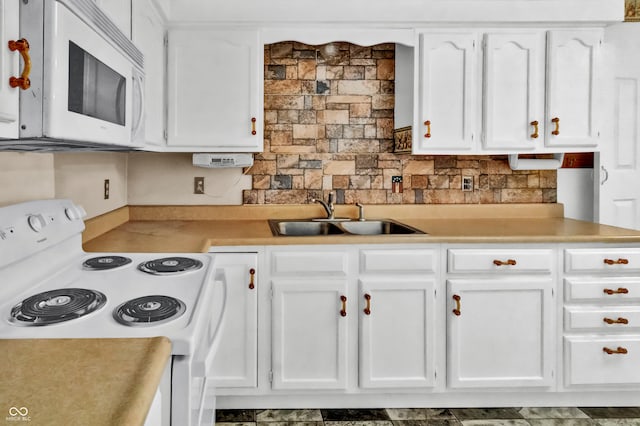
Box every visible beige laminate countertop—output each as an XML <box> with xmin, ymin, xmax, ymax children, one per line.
<box><xmin>0</xmin><ymin>337</ymin><xmax>171</xmax><ymax>426</ymax></box>
<box><xmin>82</xmin><ymin>204</ymin><xmax>640</xmax><ymax>253</ymax></box>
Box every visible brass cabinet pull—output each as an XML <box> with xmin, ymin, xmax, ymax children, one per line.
<box><xmin>604</xmin><ymin>288</ymin><xmax>629</xmax><ymax>295</ymax></box>
<box><xmin>363</xmin><ymin>293</ymin><xmax>371</xmax><ymax>315</ymax></box>
<box><xmin>8</xmin><ymin>38</ymin><xmax>31</xmax><ymax>90</ymax></box>
<box><xmin>603</xmin><ymin>346</ymin><xmax>628</xmax><ymax>355</ymax></box>
<box><xmin>604</xmin><ymin>258</ymin><xmax>629</xmax><ymax>265</ymax></box>
<box><xmin>452</xmin><ymin>294</ymin><xmax>461</xmax><ymax>316</ymax></box>
<box><xmin>251</xmin><ymin>117</ymin><xmax>257</xmax><ymax>135</ymax></box>
<box><xmin>340</xmin><ymin>295</ymin><xmax>347</xmax><ymax>317</ymax></box>
<box><xmin>530</xmin><ymin>120</ymin><xmax>539</xmax><ymax>139</ymax></box>
<box><xmin>248</xmin><ymin>268</ymin><xmax>255</xmax><ymax>290</ymax></box>
<box><xmin>603</xmin><ymin>317</ymin><xmax>629</xmax><ymax>325</ymax></box>
<box><xmin>493</xmin><ymin>259</ymin><xmax>517</xmax><ymax>266</ymax></box>
<box><xmin>551</xmin><ymin>117</ymin><xmax>560</xmax><ymax>135</ymax></box>
<box><xmin>424</xmin><ymin>120</ymin><xmax>431</xmax><ymax>138</ymax></box>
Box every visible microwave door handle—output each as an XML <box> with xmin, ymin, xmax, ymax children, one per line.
<box><xmin>132</xmin><ymin>74</ymin><xmax>145</xmax><ymax>137</ymax></box>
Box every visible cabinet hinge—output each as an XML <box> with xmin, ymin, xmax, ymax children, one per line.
<box><xmin>164</xmin><ymin>33</ymin><xmax>169</xmax><ymax>47</ymax></box>
<box><xmin>471</xmin><ymin>132</ymin><xmax>475</xmax><ymax>142</ymax></box>
<box><xmin>434</xmin><ymin>370</ymin><xmax>437</xmax><ymax>380</ymax></box>
<box><xmin>269</xmin><ymin>371</ymin><xmax>273</xmax><ymax>382</ymax></box>
<box><xmin>472</xmin><ymin>39</ymin><xmax>476</xmax><ymax>49</ymax></box>
<box><xmin>551</xmin><ymin>288</ymin><xmax>555</xmax><ymax>297</ymax></box>
<box><xmin>163</xmin><ymin>129</ymin><xmax>168</xmax><ymax>141</ymax></box>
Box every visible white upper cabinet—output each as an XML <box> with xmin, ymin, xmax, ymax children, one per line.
<box><xmin>545</xmin><ymin>30</ymin><xmax>602</xmax><ymax>149</ymax></box>
<box><xmin>0</xmin><ymin>0</ymin><xmax>19</xmax><ymax>139</ymax></box>
<box><xmin>412</xmin><ymin>28</ymin><xmax>603</xmax><ymax>155</ymax></box>
<box><xmin>132</xmin><ymin>0</ymin><xmax>166</xmax><ymax>147</ymax></box>
<box><xmin>414</xmin><ymin>33</ymin><xmax>477</xmax><ymax>153</ymax></box>
<box><xmin>167</xmin><ymin>29</ymin><xmax>263</xmax><ymax>152</ymax></box>
<box><xmin>483</xmin><ymin>32</ymin><xmax>546</xmax><ymax>151</ymax></box>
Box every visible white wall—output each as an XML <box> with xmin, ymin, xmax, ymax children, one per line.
<box><xmin>127</xmin><ymin>153</ymin><xmax>251</xmax><ymax>205</ymax></box>
<box><xmin>557</xmin><ymin>168</ymin><xmax>594</xmax><ymax>222</ymax></box>
<box><xmin>54</xmin><ymin>153</ymin><xmax>128</xmax><ymax>219</ymax></box>
<box><xmin>0</xmin><ymin>153</ymin><xmax>55</xmax><ymax>206</ymax></box>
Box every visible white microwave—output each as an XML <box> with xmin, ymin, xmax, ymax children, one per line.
<box><xmin>10</xmin><ymin>0</ymin><xmax>144</xmax><ymax>150</ymax></box>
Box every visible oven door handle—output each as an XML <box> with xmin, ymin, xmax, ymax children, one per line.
<box><xmin>192</xmin><ymin>274</ymin><xmax>227</xmax><ymax>378</ymax></box>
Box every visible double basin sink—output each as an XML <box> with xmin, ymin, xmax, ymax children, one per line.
<box><xmin>269</xmin><ymin>219</ymin><xmax>425</xmax><ymax>236</ymax></box>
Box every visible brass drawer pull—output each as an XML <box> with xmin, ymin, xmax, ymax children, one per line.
<box><xmin>251</xmin><ymin>117</ymin><xmax>257</xmax><ymax>135</ymax></box>
<box><xmin>530</xmin><ymin>120</ymin><xmax>539</xmax><ymax>139</ymax></box>
<box><xmin>603</xmin><ymin>317</ymin><xmax>629</xmax><ymax>325</ymax></box>
<box><xmin>248</xmin><ymin>268</ymin><xmax>255</xmax><ymax>290</ymax></box>
<box><xmin>340</xmin><ymin>295</ymin><xmax>347</xmax><ymax>317</ymax></box>
<box><xmin>493</xmin><ymin>259</ymin><xmax>517</xmax><ymax>266</ymax></box>
<box><xmin>8</xmin><ymin>38</ymin><xmax>31</xmax><ymax>90</ymax></box>
<box><xmin>424</xmin><ymin>120</ymin><xmax>431</xmax><ymax>138</ymax></box>
<box><xmin>604</xmin><ymin>258</ymin><xmax>629</xmax><ymax>265</ymax></box>
<box><xmin>551</xmin><ymin>117</ymin><xmax>560</xmax><ymax>135</ymax></box>
<box><xmin>603</xmin><ymin>346</ymin><xmax>628</xmax><ymax>355</ymax></box>
<box><xmin>363</xmin><ymin>293</ymin><xmax>371</xmax><ymax>315</ymax></box>
<box><xmin>604</xmin><ymin>288</ymin><xmax>629</xmax><ymax>295</ymax></box>
<box><xmin>452</xmin><ymin>294</ymin><xmax>461</xmax><ymax>316</ymax></box>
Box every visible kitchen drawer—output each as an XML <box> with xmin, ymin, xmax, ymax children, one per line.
<box><xmin>564</xmin><ymin>277</ymin><xmax>640</xmax><ymax>303</ymax></box>
<box><xmin>447</xmin><ymin>249</ymin><xmax>553</xmax><ymax>274</ymax></box>
<box><xmin>564</xmin><ymin>336</ymin><xmax>640</xmax><ymax>386</ymax></box>
<box><xmin>360</xmin><ymin>249</ymin><xmax>437</xmax><ymax>274</ymax></box>
<box><xmin>270</xmin><ymin>250</ymin><xmax>349</xmax><ymax>276</ymax></box>
<box><xmin>565</xmin><ymin>248</ymin><xmax>640</xmax><ymax>273</ymax></box>
<box><xmin>564</xmin><ymin>306</ymin><xmax>640</xmax><ymax>332</ymax></box>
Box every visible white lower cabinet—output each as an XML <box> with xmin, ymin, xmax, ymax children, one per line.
<box><xmin>209</xmin><ymin>252</ymin><xmax>258</xmax><ymax>389</ymax></box>
<box><xmin>359</xmin><ymin>277</ymin><xmax>436</xmax><ymax>388</ymax></box>
<box><xmin>562</xmin><ymin>246</ymin><xmax>640</xmax><ymax>389</ymax></box>
<box><xmin>271</xmin><ymin>279</ymin><xmax>349</xmax><ymax>390</ymax></box>
<box><xmin>268</xmin><ymin>245</ymin><xmax>438</xmax><ymax>392</ymax></box>
<box><xmin>447</xmin><ymin>277</ymin><xmax>555</xmax><ymax>388</ymax></box>
<box><xmin>214</xmin><ymin>243</ymin><xmax>640</xmax><ymax>408</ymax></box>
<box><xmin>446</xmin><ymin>246</ymin><xmax>556</xmax><ymax>389</ymax></box>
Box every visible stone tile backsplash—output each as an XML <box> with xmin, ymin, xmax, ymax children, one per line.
<box><xmin>243</xmin><ymin>42</ymin><xmax>556</xmax><ymax>205</ymax></box>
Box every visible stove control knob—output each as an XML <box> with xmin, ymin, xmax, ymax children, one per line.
<box><xmin>27</xmin><ymin>214</ymin><xmax>47</xmax><ymax>232</ymax></box>
<box><xmin>65</xmin><ymin>205</ymin><xmax>87</xmax><ymax>221</ymax></box>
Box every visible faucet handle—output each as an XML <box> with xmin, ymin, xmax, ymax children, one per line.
<box><xmin>355</xmin><ymin>202</ymin><xmax>365</xmax><ymax>221</ymax></box>
<box><xmin>327</xmin><ymin>192</ymin><xmax>335</xmax><ymax>204</ymax></box>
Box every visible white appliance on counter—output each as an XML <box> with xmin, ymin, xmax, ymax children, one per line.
<box><xmin>3</xmin><ymin>0</ymin><xmax>145</xmax><ymax>150</ymax></box>
<box><xmin>0</xmin><ymin>200</ymin><xmax>226</xmax><ymax>426</ymax></box>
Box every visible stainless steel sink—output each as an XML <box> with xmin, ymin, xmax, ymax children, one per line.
<box><xmin>339</xmin><ymin>220</ymin><xmax>424</xmax><ymax>235</ymax></box>
<box><xmin>268</xmin><ymin>219</ymin><xmax>424</xmax><ymax>236</ymax></box>
<box><xmin>269</xmin><ymin>220</ymin><xmax>344</xmax><ymax>236</ymax></box>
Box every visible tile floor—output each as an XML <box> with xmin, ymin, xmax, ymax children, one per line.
<box><xmin>216</xmin><ymin>407</ymin><xmax>640</xmax><ymax>426</ymax></box>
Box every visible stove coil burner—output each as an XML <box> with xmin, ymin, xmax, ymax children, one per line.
<box><xmin>137</xmin><ymin>257</ymin><xmax>203</xmax><ymax>275</ymax></box>
<box><xmin>113</xmin><ymin>295</ymin><xmax>186</xmax><ymax>326</ymax></box>
<box><xmin>82</xmin><ymin>255</ymin><xmax>132</xmax><ymax>271</ymax></box>
<box><xmin>9</xmin><ymin>288</ymin><xmax>107</xmax><ymax>326</ymax></box>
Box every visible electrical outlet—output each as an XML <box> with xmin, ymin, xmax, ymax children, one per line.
<box><xmin>462</xmin><ymin>176</ymin><xmax>473</xmax><ymax>192</ymax></box>
<box><xmin>104</xmin><ymin>179</ymin><xmax>110</xmax><ymax>199</ymax></box>
<box><xmin>194</xmin><ymin>177</ymin><xmax>205</xmax><ymax>194</ymax></box>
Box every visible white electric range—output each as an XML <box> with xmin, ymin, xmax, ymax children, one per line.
<box><xmin>0</xmin><ymin>199</ymin><xmax>227</xmax><ymax>426</ymax></box>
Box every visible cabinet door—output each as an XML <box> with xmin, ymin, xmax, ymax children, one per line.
<box><xmin>167</xmin><ymin>29</ymin><xmax>262</xmax><ymax>152</ymax></box>
<box><xmin>0</xmin><ymin>0</ymin><xmax>19</xmax><ymax>139</ymax></box>
<box><xmin>132</xmin><ymin>0</ymin><xmax>165</xmax><ymax>146</ymax></box>
<box><xmin>414</xmin><ymin>33</ymin><xmax>477</xmax><ymax>153</ymax></box>
<box><xmin>545</xmin><ymin>30</ymin><xmax>601</xmax><ymax>148</ymax></box>
<box><xmin>447</xmin><ymin>278</ymin><xmax>554</xmax><ymax>388</ymax></box>
<box><xmin>271</xmin><ymin>279</ymin><xmax>349</xmax><ymax>390</ymax></box>
<box><xmin>359</xmin><ymin>278</ymin><xmax>436</xmax><ymax>388</ymax></box>
<box><xmin>209</xmin><ymin>253</ymin><xmax>258</xmax><ymax>388</ymax></box>
<box><xmin>483</xmin><ymin>32</ymin><xmax>546</xmax><ymax>151</ymax></box>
